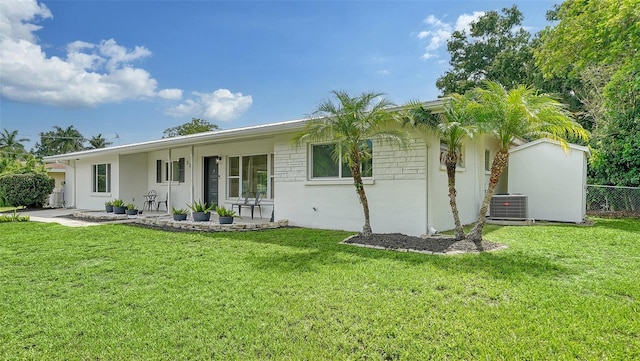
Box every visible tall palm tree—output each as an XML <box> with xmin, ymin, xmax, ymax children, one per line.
<box><xmin>467</xmin><ymin>81</ymin><xmax>590</xmax><ymax>241</ymax></box>
<box><xmin>87</xmin><ymin>134</ymin><xmax>113</xmax><ymax>149</ymax></box>
<box><xmin>0</xmin><ymin>128</ymin><xmax>29</xmax><ymax>160</ymax></box>
<box><xmin>404</xmin><ymin>95</ymin><xmax>477</xmax><ymax>239</ymax></box>
<box><xmin>294</xmin><ymin>90</ymin><xmax>410</xmax><ymax>237</ymax></box>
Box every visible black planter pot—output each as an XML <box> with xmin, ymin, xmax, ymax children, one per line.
<box><xmin>126</xmin><ymin>209</ymin><xmax>138</xmax><ymax>216</ymax></box>
<box><xmin>193</xmin><ymin>212</ymin><xmax>211</xmax><ymax>222</ymax></box>
<box><xmin>105</xmin><ymin>205</ymin><xmax>114</xmax><ymax>213</ymax></box>
<box><xmin>113</xmin><ymin>206</ymin><xmax>126</xmax><ymax>214</ymax></box>
<box><xmin>173</xmin><ymin>214</ymin><xmax>187</xmax><ymax>221</ymax></box>
<box><xmin>219</xmin><ymin>216</ymin><xmax>234</xmax><ymax>224</ymax></box>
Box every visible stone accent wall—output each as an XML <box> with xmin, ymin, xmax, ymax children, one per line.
<box><xmin>373</xmin><ymin>138</ymin><xmax>427</xmax><ymax>180</ymax></box>
<box><xmin>274</xmin><ymin>135</ymin><xmax>428</xmax><ymax>182</ymax></box>
<box><xmin>274</xmin><ymin>140</ymin><xmax>307</xmax><ymax>182</ymax></box>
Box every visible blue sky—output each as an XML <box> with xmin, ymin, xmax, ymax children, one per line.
<box><xmin>1</xmin><ymin>0</ymin><xmax>558</xmax><ymax>149</ymax></box>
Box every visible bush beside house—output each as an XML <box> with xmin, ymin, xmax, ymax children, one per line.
<box><xmin>0</xmin><ymin>173</ymin><xmax>55</xmax><ymax>208</ymax></box>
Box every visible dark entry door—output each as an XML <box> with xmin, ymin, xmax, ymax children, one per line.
<box><xmin>204</xmin><ymin>156</ymin><xmax>219</xmax><ymax>207</ymax></box>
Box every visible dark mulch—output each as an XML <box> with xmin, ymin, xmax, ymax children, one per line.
<box><xmin>344</xmin><ymin>233</ymin><xmax>507</xmax><ymax>254</ymax></box>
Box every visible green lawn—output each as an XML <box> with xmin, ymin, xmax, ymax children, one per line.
<box><xmin>1</xmin><ymin>219</ymin><xmax>639</xmax><ymax>360</ymax></box>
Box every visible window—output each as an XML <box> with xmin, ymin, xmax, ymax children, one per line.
<box><xmin>92</xmin><ymin>163</ymin><xmax>111</xmax><ymax>193</ymax></box>
<box><xmin>227</xmin><ymin>154</ymin><xmax>272</xmax><ymax>199</ymax></box>
<box><xmin>310</xmin><ymin>141</ymin><xmax>373</xmax><ymax>179</ymax></box>
<box><xmin>439</xmin><ymin>140</ymin><xmax>464</xmax><ymax>168</ymax></box>
<box><xmin>484</xmin><ymin>150</ymin><xmax>491</xmax><ymax>172</ymax></box>
<box><xmin>156</xmin><ymin>158</ymin><xmax>185</xmax><ymax>183</ymax></box>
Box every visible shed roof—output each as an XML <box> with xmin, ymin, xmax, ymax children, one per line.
<box><xmin>509</xmin><ymin>138</ymin><xmax>590</xmax><ymax>157</ymax></box>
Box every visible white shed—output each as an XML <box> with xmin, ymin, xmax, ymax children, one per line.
<box><xmin>507</xmin><ymin>139</ymin><xmax>590</xmax><ymax>223</ymax></box>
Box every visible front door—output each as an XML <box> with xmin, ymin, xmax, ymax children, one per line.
<box><xmin>204</xmin><ymin>156</ymin><xmax>219</xmax><ymax>207</ymax></box>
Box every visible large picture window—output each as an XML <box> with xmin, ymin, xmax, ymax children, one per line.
<box><xmin>310</xmin><ymin>141</ymin><xmax>373</xmax><ymax>179</ymax></box>
<box><xmin>227</xmin><ymin>154</ymin><xmax>272</xmax><ymax>199</ymax></box>
<box><xmin>92</xmin><ymin>163</ymin><xmax>111</xmax><ymax>193</ymax></box>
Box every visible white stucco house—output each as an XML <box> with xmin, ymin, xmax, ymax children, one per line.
<box><xmin>43</xmin><ymin>100</ymin><xmax>587</xmax><ymax>235</ymax></box>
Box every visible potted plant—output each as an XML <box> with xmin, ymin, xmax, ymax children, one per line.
<box><xmin>187</xmin><ymin>200</ymin><xmax>214</xmax><ymax>222</ymax></box>
<box><xmin>105</xmin><ymin>200</ymin><xmax>114</xmax><ymax>213</ymax></box>
<box><xmin>125</xmin><ymin>203</ymin><xmax>138</xmax><ymax>215</ymax></box>
<box><xmin>112</xmin><ymin>199</ymin><xmax>126</xmax><ymax>214</ymax></box>
<box><xmin>172</xmin><ymin>207</ymin><xmax>188</xmax><ymax>221</ymax></box>
<box><xmin>216</xmin><ymin>206</ymin><xmax>240</xmax><ymax>224</ymax></box>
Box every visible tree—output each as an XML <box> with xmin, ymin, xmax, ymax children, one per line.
<box><xmin>163</xmin><ymin>118</ymin><xmax>219</xmax><ymax>138</ymax></box>
<box><xmin>467</xmin><ymin>81</ymin><xmax>589</xmax><ymax>241</ymax></box>
<box><xmin>87</xmin><ymin>134</ymin><xmax>113</xmax><ymax>149</ymax></box>
<box><xmin>294</xmin><ymin>91</ymin><xmax>410</xmax><ymax>237</ymax></box>
<box><xmin>535</xmin><ymin>0</ymin><xmax>639</xmax><ymax>185</ymax></box>
<box><xmin>0</xmin><ymin>129</ymin><xmax>29</xmax><ymax>160</ymax></box>
<box><xmin>403</xmin><ymin>96</ymin><xmax>477</xmax><ymax>239</ymax></box>
<box><xmin>33</xmin><ymin>125</ymin><xmax>85</xmax><ymax>157</ymax></box>
<box><xmin>436</xmin><ymin>5</ymin><xmax>536</xmax><ymax>95</ymax></box>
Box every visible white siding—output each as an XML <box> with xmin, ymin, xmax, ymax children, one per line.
<box><xmin>508</xmin><ymin>140</ymin><xmax>588</xmax><ymax>223</ymax></box>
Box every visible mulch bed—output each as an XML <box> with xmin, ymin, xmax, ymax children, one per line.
<box><xmin>344</xmin><ymin>233</ymin><xmax>507</xmax><ymax>255</ymax></box>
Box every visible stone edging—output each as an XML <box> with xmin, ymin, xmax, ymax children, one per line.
<box><xmin>73</xmin><ymin>211</ymin><xmax>288</xmax><ymax>232</ymax></box>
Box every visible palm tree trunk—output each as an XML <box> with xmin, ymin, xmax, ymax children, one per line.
<box><xmin>351</xmin><ymin>159</ymin><xmax>372</xmax><ymax>237</ymax></box>
<box><xmin>446</xmin><ymin>153</ymin><xmax>465</xmax><ymax>240</ymax></box>
<box><xmin>468</xmin><ymin>148</ymin><xmax>510</xmax><ymax>241</ymax></box>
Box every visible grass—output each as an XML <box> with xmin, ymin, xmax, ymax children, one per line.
<box><xmin>1</xmin><ymin>219</ymin><xmax>639</xmax><ymax>359</ymax></box>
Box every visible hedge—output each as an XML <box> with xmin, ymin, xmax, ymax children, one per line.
<box><xmin>0</xmin><ymin>173</ymin><xmax>55</xmax><ymax>208</ymax></box>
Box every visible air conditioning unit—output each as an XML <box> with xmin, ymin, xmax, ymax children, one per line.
<box><xmin>490</xmin><ymin>194</ymin><xmax>528</xmax><ymax>220</ymax></box>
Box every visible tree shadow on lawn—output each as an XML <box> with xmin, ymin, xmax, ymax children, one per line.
<box><xmin>201</xmin><ymin>228</ymin><xmax>570</xmax><ymax>282</ymax></box>
<box><xmin>590</xmin><ymin>217</ymin><xmax>640</xmax><ymax>233</ymax></box>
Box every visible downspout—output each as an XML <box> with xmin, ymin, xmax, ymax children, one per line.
<box><xmin>190</xmin><ymin>145</ymin><xmax>194</xmax><ymax>208</ymax></box>
<box><xmin>167</xmin><ymin>148</ymin><xmax>172</xmax><ymax>214</ymax></box>
<box><xmin>424</xmin><ymin>138</ymin><xmax>431</xmax><ymax>236</ymax></box>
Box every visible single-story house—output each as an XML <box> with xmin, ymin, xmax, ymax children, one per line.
<box><xmin>43</xmin><ymin>100</ymin><xmax>586</xmax><ymax>235</ymax></box>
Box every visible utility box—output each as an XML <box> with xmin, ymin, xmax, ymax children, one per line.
<box><xmin>490</xmin><ymin>194</ymin><xmax>528</xmax><ymax>220</ymax></box>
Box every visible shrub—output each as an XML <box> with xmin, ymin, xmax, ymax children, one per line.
<box><xmin>0</xmin><ymin>173</ymin><xmax>54</xmax><ymax>208</ymax></box>
<box><xmin>0</xmin><ymin>210</ymin><xmax>30</xmax><ymax>222</ymax></box>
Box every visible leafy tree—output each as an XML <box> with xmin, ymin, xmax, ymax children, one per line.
<box><xmin>0</xmin><ymin>173</ymin><xmax>54</xmax><ymax>208</ymax></box>
<box><xmin>436</xmin><ymin>6</ymin><xmax>536</xmax><ymax>95</ymax></box>
<box><xmin>33</xmin><ymin>125</ymin><xmax>85</xmax><ymax>157</ymax></box>
<box><xmin>0</xmin><ymin>129</ymin><xmax>29</xmax><ymax>160</ymax></box>
<box><xmin>163</xmin><ymin>118</ymin><xmax>219</xmax><ymax>138</ymax></box>
<box><xmin>294</xmin><ymin>91</ymin><xmax>410</xmax><ymax>237</ymax></box>
<box><xmin>466</xmin><ymin>81</ymin><xmax>589</xmax><ymax>241</ymax></box>
<box><xmin>535</xmin><ymin>0</ymin><xmax>639</xmax><ymax>185</ymax></box>
<box><xmin>403</xmin><ymin>96</ymin><xmax>477</xmax><ymax>239</ymax></box>
<box><xmin>87</xmin><ymin>134</ymin><xmax>113</xmax><ymax>149</ymax></box>
<box><xmin>0</xmin><ymin>154</ymin><xmax>46</xmax><ymax>176</ymax></box>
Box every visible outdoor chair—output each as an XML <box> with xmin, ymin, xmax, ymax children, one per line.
<box><xmin>156</xmin><ymin>193</ymin><xmax>168</xmax><ymax>211</ymax></box>
<box><xmin>143</xmin><ymin>190</ymin><xmax>157</xmax><ymax>211</ymax></box>
<box><xmin>232</xmin><ymin>192</ymin><xmax>265</xmax><ymax>219</ymax></box>
<box><xmin>231</xmin><ymin>192</ymin><xmax>251</xmax><ymax>217</ymax></box>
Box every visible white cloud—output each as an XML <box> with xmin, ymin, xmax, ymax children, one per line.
<box><xmin>0</xmin><ymin>0</ymin><xmax>181</xmax><ymax>108</ymax></box>
<box><xmin>416</xmin><ymin>11</ymin><xmax>485</xmax><ymax>60</ymax></box>
<box><xmin>158</xmin><ymin>89</ymin><xmax>183</xmax><ymax>100</ymax></box>
<box><xmin>454</xmin><ymin>11</ymin><xmax>485</xmax><ymax>33</ymax></box>
<box><xmin>165</xmin><ymin>89</ymin><xmax>253</xmax><ymax>122</ymax></box>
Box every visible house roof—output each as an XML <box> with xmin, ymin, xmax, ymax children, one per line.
<box><xmin>509</xmin><ymin>138</ymin><xmax>591</xmax><ymax>157</ymax></box>
<box><xmin>43</xmin><ymin>98</ymin><xmax>447</xmax><ymax>162</ymax></box>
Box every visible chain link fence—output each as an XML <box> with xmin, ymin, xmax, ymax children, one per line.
<box><xmin>586</xmin><ymin>185</ymin><xmax>640</xmax><ymax>217</ymax></box>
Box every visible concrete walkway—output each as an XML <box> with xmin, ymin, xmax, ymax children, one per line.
<box><xmin>20</xmin><ymin>208</ymin><xmax>102</xmax><ymax>227</ymax></box>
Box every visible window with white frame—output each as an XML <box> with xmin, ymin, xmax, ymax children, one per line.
<box><xmin>227</xmin><ymin>154</ymin><xmax>272</xmax><ymax>199</ymax></box>
<box><xmin>92</xmin><ymin>163</ymin><xmax>111</xmax><ymax>193</ymax></box>
<box><xmin>310</xmin><ymin>141</ymin><xmax>373</xmax><ymax>179</ymax></box>
<box><xmin>155</xmin><ymin>158</ymin><xmax>185</xmax><ymax>183</ymax></box>
<box><xmin>439</xmin><ymin>140</ymin><xmax>465</xmax><ymax>168</ymax></box>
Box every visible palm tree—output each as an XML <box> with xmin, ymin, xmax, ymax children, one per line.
<box><xmin>294</xmin><ymin>90</ymin><xmax>410</xmax><ymax>237</ymax></box>
<box><xmin>0</xmin><ymin>128</ymin><xmax>29</xmax><ymax>160</ymax></box>
<box><xmin>87</xmin><ymin>134</ymin><xmax>113</xmax><ymax>149</ymax></box>
<box><xmin>404</xmin><ymin>95</ymin><xmax>477</xmax><ymax>239</ymax></box>
<box><xmin>467</xmin><ymin>81</ymin><xmax>590</xmax><ymax>241</ymax></box>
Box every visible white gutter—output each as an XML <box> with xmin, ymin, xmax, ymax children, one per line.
<box><xmin>167</xmin><ymin>148</ymin><xmax>172</xmax><ymax>215</ymax></box>
<box><xmin>190</xmin><ymin>145</ymin><xmax>194</xmax><ymax>210</ymax></box>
